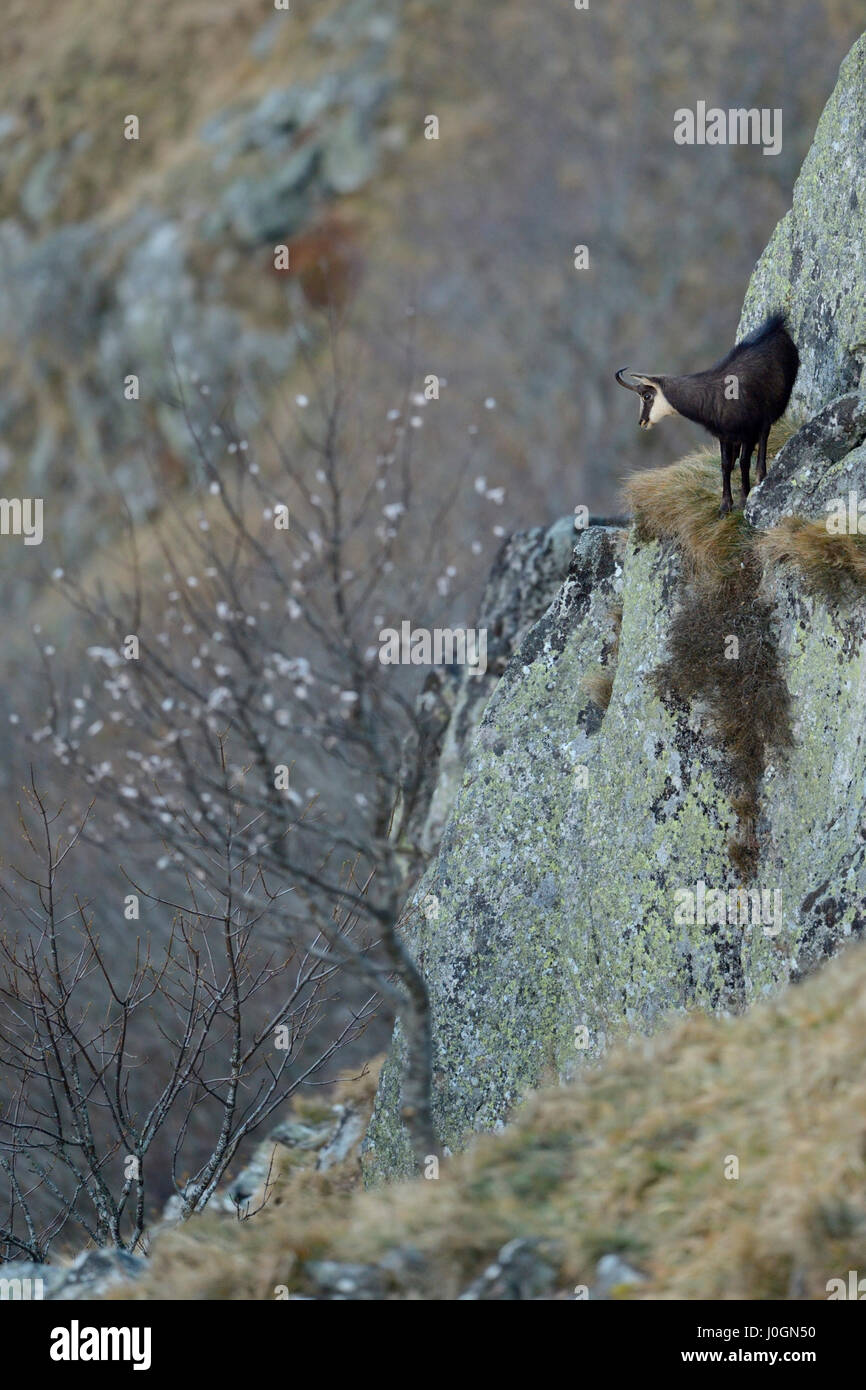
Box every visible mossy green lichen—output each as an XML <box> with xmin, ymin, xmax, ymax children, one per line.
<box><xmin>366</xmin><ymin>520</ymin><xmax>866</xmax><ymax>1181</ymax></box>
<box><xmin>739</xmin><ymin>33</ymin><xmax>866</xmax><ymax>416</ymax></box>
<box><xmin>364</xmin><ymin>526</ymin><xmax>627</xmax><ymax>1179</ymax></box>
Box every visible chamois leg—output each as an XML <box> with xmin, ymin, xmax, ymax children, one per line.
<box><xmin>739</xmin><ymin>438</ymin><xmax>755</xmax><ymax>501</ymax></box>
<box><xmin>755</xmin><ymin>424</ymin><xmax>771</xmax><ymax>483</ymax></box>
<box><xmin>719</xmin><ymin>440</ymin><xmax>735</xmax><ymax>516</ymax></box>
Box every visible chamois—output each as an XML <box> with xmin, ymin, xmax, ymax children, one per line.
<box><xmin>615</xmin><ymin>313</ymin><xmax>800</xmax><ymax>516</ymax></box>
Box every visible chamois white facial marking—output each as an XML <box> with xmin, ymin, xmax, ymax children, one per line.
<box><xmin>646</xmin><ymin>383</ymin><xmax>678</xmax><ymax>427</ymax></box>
<box><xmin>631</xmin><ymin>378</ymin><xmax>678</xmax><ymax>430</ymax></box>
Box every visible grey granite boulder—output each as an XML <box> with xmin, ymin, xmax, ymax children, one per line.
<box><xmin>0</xmin><ymin>1249</ymin><xmax>146</xmax><ymax>1300</ymax></box>
<box><xmin>745</xmin><ymin>391</ymin><xmax>866</xmax><ymax>528</ymax></box>
<box><xmin>738</xmin><ymin>33</ymin><xmax>866</xmax><ymax>416</ymax></box>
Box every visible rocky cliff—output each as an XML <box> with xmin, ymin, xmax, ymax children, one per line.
<box><xmin>738</xmin><ymin>33</ymin><xmax>866</xmax><ymax>416</ymax></box>
<box><xmin>364</xmin><ymin>31</ymin><xmax>866</xmax><ymax>1179</ymax></box>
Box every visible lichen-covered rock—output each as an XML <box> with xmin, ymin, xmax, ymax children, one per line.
<box><xmin>745</xmin><ymin>392</ymin><xmax>866</xmax><ymax>528</ymax></box>
<box><xmin>458</xmin><ymin>1238</ymin><xmax>558</xmax><ymax>1301</ymax></box>
<box><xmin>365</xmin><ymin>24</ymin><xmax>866</xmax><ymax>1183</ymax></box>
<box><xmin>399</xmin><ymin>514</ymin><xmax>581</xmax><ymax>863</ymax></box>
<box><xmin>220</xmin><ymin>170</ymin><xmax>313</xmax><ymax>246</ymax></box>
<box><xmin>366</xmin><ymin>516</ymin><xmax>866</xmax><ymax>1178</ymax></box>
<box><xmin>218</xmin><ymin>1099</ymin><xmax>367</xmax><ymax>1214</ymax></box>
<box><xmin>738</xmin><ymin>33</ymin><xmax>866</xmax><ymax>416</ymax></box>
<box><xmin>0</xmin><ymin>1249</ymin><xmax>146</xmax><ymax>1300</ymax></box>
<box><xmin>591</xmin><ymin>1254</ymin><xmax>647</xmax><ymax>1301</ymax></box>
<box><xmin>304</xmin><ymin>1259</ymin><xmax>387</xmax><ymax>1300</ymax></box>
<box><xmin>364</xmin><ymin>525</ymin><xmax>628</xmax><ymax>1177</ymax></box>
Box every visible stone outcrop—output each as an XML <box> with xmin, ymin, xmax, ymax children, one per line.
<box><xmin>366</xmin><ymin>525</ymin><xmax>628</xmax><ymax>1175</ymax></box>
<box><xmin>1</xmin><ymin>1249</ymin><xmax>146</xmax><ymax>1301</ymax></box>
<box><xmin>744</xmin><ymin>391</ymin><xmax>866</xmax><ymax>529</ymax></box>
<box><xmin>738</xmin><ymin>33</ymin><xmax>866</xmax><ymax>415</ymax></box>
<box><xmin>392</xmin><ymin>514</ymin><xmax>580</xmax><ymax>867</ymax></box>
<box><xmin>365</xmin><ymin>31</ymin><xmax>866</xmax><ymax>1179</ymax></box>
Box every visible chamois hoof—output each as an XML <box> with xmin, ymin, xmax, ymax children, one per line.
<box><xmin>718</xmin><ymin>500</ymin><xmax>733</xmax><ymax>518</ymax></box>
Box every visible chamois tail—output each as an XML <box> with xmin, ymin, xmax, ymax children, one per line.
<box><xmin>738</xmin><ymin>311</ymin><xmax>790</xmax><ymax>347</ymax></box>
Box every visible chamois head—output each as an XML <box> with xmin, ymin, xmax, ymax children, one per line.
<box><xmin>615</xmin><ymin>368</ymin><xmax>677</xmax><ymax>430</ymax></box>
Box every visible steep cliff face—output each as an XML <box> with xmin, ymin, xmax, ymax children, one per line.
<box><xmin>364</xmin><ymin>32</ymin><xmax>866</xmax><ymax>1179</ymax></box>
<box><xmin>738</xmin><ymin>32</ymin><xmax>866</xmax><ymax>415</ymax></box>
<box><xmin>390</xmin><ymin>515</ymin><xmax>580</xmax><ymax>871</ymax></box>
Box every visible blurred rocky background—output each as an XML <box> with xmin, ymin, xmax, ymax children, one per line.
<box><xmin>1</xmin><ymin>0</ymin><xmax>864</xmax><ymax>1250</ymax></box>
<box><xmin>0</xmin><ymin>0</ymin><xmax>862</xmax><ymax>597</ymax></box>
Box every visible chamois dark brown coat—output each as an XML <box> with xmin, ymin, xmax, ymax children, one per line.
<box><xmin>616</xmin><ymin>314</ymin><xmax>800</xmax><ymax>515</ymax></box>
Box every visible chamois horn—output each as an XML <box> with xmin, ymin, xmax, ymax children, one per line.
<box><xmin>615</xmin><ymin>367</ymin><xmax>646</xmax><ymax>392</ymax></box>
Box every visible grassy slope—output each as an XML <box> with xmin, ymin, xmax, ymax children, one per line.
<box><xmin>114</xmin><ymin>940</ymin><xmax>866</xmax><ymax>1300</ymax></box>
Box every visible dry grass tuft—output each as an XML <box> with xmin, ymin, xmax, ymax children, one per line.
<box><xmin>581</xmin><ymin>667</ymin><xmax>614</xmax><ymax>712</ymax></box>
<box><xmin>650</xmin><ymin>553</ymin><xmax>793</xmax><ymax>878</ymax></box>
<box><xmin>625</xmin><ymin>422</ymin><xmax>805</xmax><ymax>876</ymax></box>
<box><xmin>727</xmin><ymin>823</ymin><xmax>762</xmax><ymax>882</ymax></box>
<box><xmin>758</xmin><ymin>517</ymin><xmax>866</xmax><ymax>602</ymax></box>
<box><xmin>624</xmin><ymin>448</ymin><xmax>751</xmax><ymax>589</ymax></box>
<box><xmin>626</xmin><ymin>430</ymin><xmax>866</xmax><ymax>879</ymax></box>
<box><xmin>623</xmin><ymin>421</ymin><xmax>797</xmax><ymax>592</ymax></box>
<box><xmin>627</xmin><ymin>429</ymin><xmax>866</xmax><ymax>879</ymax></box>
<box><xmin>111</xmin><ymin>941</ymin><xmax>866</xmax><ymax>1301</ymax></box>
